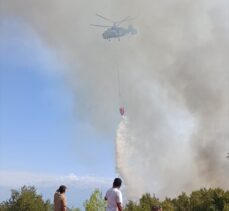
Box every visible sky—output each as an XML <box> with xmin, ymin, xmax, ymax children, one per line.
<box><xmin>0</xmin><ymin>19</ymin><xmax>115</xmax><ymax>208</ymax></box>
<box><xmin>0</xmin><ymin>0</ymin><xmax>229</xmax><ymax>209</ymax></box>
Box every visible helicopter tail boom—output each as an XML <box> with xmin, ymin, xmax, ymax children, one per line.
<box><xmin>127</xmin><ymin>25</ymin><xmax>137</xmax><ymax>35</ymax></box>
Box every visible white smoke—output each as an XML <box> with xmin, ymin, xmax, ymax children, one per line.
<box><xmin>115</xmin><ymin>81</ymin><xmax>199</xmax><ymax>200</ymax></box>
<box><xmin>1</xmin><ymin>0</ymin><xmax>229</xmax><ymax>201</ymax></box>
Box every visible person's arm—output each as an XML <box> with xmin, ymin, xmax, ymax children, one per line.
<box><xmin>104</xmin><ymin>191</ymin><xmax>108</xmax><ymax>201</ymax></box>
<box><xmin>117</xmin><ymin>202</ymin><xmax>122</xmax><ymax>211</ymax></box>
<box><xmin>116</xmin><ymin>191</ymin><xmax>122</xmax><ymax>211</ymax></box>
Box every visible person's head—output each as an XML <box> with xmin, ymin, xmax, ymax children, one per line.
<box><xmin>151</xmin><ymin>205</ymin><xmax>161</xmax><ymax>211</ymax></box>
<box><xmin>57</xmin><ymin>185</ymin><xmax>67</xmax><ymax>194</ymax></box>
<box><xmin>113</xmin><ymin>178</ymin><xmax>122</xmax><ymax>188</ymax></box>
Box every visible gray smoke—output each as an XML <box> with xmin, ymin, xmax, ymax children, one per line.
<box><xmin>1</xmin><ymin>0</ymin><xmax>229</xmax><ymax>200</ymax></box>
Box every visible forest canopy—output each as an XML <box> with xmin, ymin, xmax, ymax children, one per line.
<box><xmin>0</xmin><ymin>186</ymin><xmax>229</xmax><ymax>211</ymax></box>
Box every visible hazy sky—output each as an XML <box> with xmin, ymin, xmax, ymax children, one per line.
<box><xmin>0</xmin><ymin>19</ymin><xmax>115</xmax><ymax>208</ymax></box>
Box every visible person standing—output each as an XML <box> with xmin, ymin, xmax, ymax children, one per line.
<box><xmin>105</xmin><ymin>178</ymin><xmax>123</xmax><ymax>211</ymax></box>
<box><xmin>151</xmin><ymin>205</ymin><xmax>163</xmax><ymax>211</ymax></box>
<box><xmin>54</xmin><ymin>185</ymin><xmax>67</xmax><ymax>211</ymax></box>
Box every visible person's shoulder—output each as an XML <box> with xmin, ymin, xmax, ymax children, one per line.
<box><xmin>113</xmin><ymin>188</ymin><xmax>121</xmax><ymax>194</ymax></box>
<box><xmin>107</xmin><ymin>187</ymin><xmax>118</xmax><ymax>195</ymax></box>
<box><xmin>107</xmin><ymin>187</ymin><xmax>113</xmax><ymax>192</ymax></box>
<box><xmin>54</xmin><ymin>192</ymin><xmax>61</xmax><ymax>201</ymax></box>
<box><xmin>54</xmin><ymin>192</ymin><xmax>60</xmax><ymax>197</ymax></box>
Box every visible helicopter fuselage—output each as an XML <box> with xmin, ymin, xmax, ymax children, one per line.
<box><xmin>102</xmin><ymin>26</ymin><xmax>128</xmax><ymax>40</ymax></box>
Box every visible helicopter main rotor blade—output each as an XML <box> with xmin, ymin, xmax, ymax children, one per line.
<box><xmin>96</xmin><ymin>13</ymin><xmax>114</xmax><ymax>23</ymax></box>
<box><xmin>117</xmin><ymin>16</ymin><xmax>136</xmax><ymax>25</ymax></box>
<box><xmin>90</xmin><ymin>24</ymin><xmax>112</xmax><ymax>28</ymax></box>
<box><xmin>117</xmin><ymin>16</ymin><xmax>130</xmax><ymax>24</ymax></box>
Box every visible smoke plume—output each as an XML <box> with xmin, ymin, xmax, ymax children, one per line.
<box><xmin>1</xmin><ymin>0</ymin><xmax>229</xmax><ymax>200</ymax></box>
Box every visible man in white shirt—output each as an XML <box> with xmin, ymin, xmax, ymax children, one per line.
<box><xmin>105</xmin><ymin>178</ymin><xmax>123</xmax><ymax>211</ymax></box>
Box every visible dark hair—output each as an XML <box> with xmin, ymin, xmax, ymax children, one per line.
<box><xmin>113</xmin><ymin>178</ymin><xmax>122</xmax><ymax>188</ymax></box>
<box><xmin>57</xmin><ymin>185</ymin><xmax>67</xmax><ymax>194</ymax></box>
<box><xmin>151</xmin><ymin>205</ymin><xmax>160</xmax><ymax>211</ymax></box>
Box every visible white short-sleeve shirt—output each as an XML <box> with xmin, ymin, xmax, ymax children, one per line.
<box><xmin>105</xmin><ymin>187</ymin><xmax>122</xmax><ymax>211</ymax></box>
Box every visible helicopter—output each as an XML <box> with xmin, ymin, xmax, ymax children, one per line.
<box><xmin>91</xmin><ymin>14</ymin><xmax>137</xmax><ymax>41</ymax></box>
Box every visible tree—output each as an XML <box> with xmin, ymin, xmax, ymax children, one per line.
<box><xmin>0</xmin><ymin>186</ymin><xmax>51</xmax><ymax>211</ymax></box>
<box><xmin>83</xmin><ymin>189</ymin><xmax>106</xmax><ymax>211</ymax></box>
<box><xmin>174</xmin><ymin>192</ymin><xmax>190</xmax><ymax>211</ymax></box>
<box><xmin>123</xmin><ymin>188</ymin><xmax>229</xmax><ymax>211</ymax></box>
<box><xmin>223</xmin><ymin>204</ymin><xmax>229</xmax><ymax>211</ymax></box>
<box><xmin>69</xmin><ymin>208</ymin><xmax>81</xmax><ymax>211</ymax></box>
<box><xmin>161</xmin><ymin>197</ymin><xmax>175</xmax><ymax>211</ymax></box>
<box><xmin>211</xmin><ymin>188</ymin><xmax>226</xmax><ymax>210</ymax></box>
<box><xmin>139</xmin><ymin>193</ymin><xmax>160</xmax><ymax>211</ymax></box>
<box><xmin>124</xmin><ymin>200</ymin><xmax>139</xmax><ymax>211</ymax></box>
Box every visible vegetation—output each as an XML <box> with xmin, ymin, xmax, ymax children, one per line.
<box><xmin>0</xmin><ymin>186</ymin><xmax>81</xmax><ymax>211</ymax></box>
<box><xmin>83</xmin><ymin>189</ymin><xmax>106</xmax><ymax>211</ymax></box>
<box><xmin>0</xmin><ymin>186</ymin><xmax>229</xmax><ymax>211</ymax></box>
<box><xmin>124</xmin><ymin>188</ymin><xmax>229</xmax><ymax>211</ymax></box>
<box><xmin>0</xmin><ymin>186</ymin><xmax>51</xmax><ymax>211</ymax></box>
